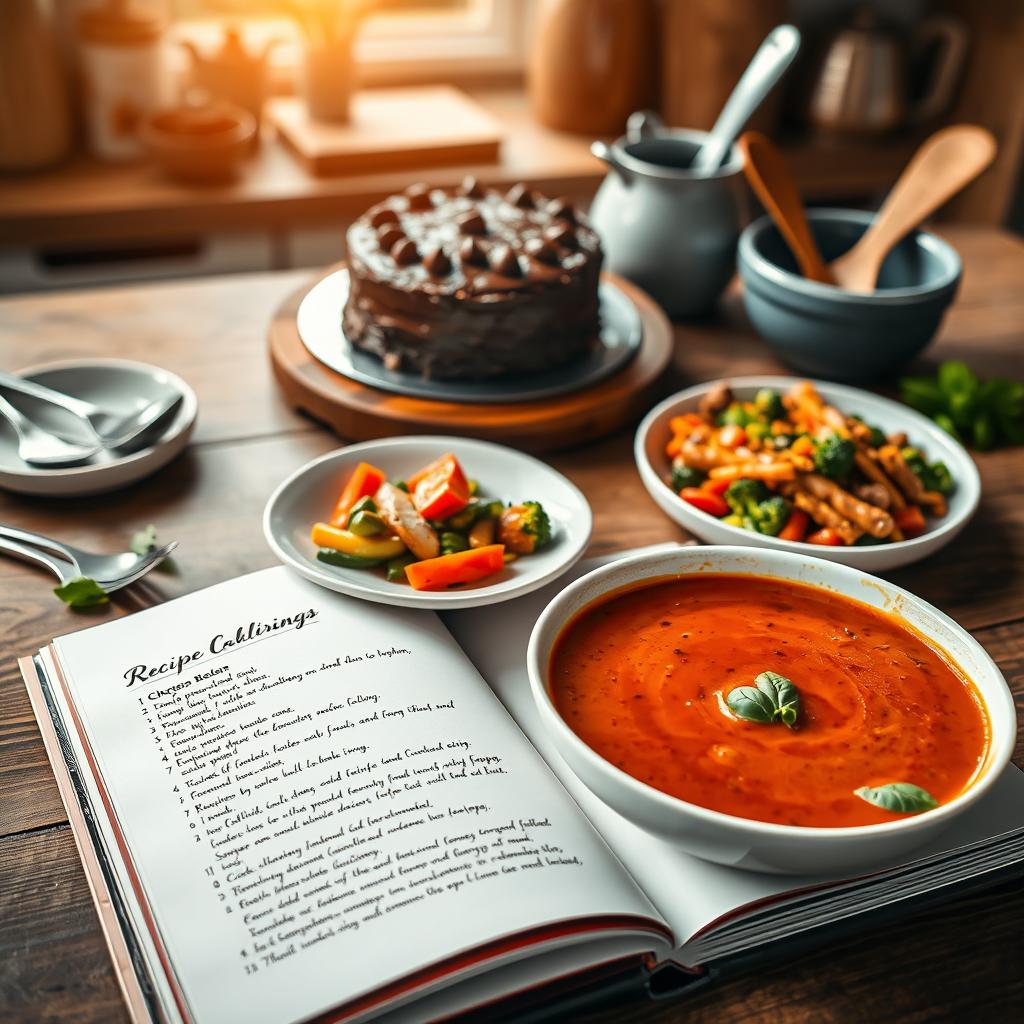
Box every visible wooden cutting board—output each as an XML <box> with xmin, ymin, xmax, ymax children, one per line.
<box><xmin>268</xmin><ymin>265</ymin><xmax>674</xmax><ymax>453</ymax></box>
<box><xmin>267</xmin><ymin>86</ymin><xmax>502</xmax><ymax>177</ymax></box>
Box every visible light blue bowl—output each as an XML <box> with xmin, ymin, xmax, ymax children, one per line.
<box><xmin>737</xmin><ymin>208</ymin><xmax>962</xmax><ymax>382</ymax></box>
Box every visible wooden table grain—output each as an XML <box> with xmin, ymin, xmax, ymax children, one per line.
<box><xmin>1</xmin><ymin>226</ymin><xmax>1023</xmax><ymax>1023</ymax></box>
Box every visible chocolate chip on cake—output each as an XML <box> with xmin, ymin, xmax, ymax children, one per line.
<box><xmin>371</xmin><ymin>207</ymin><xmax>400</xmax><ymax>228</ymax></box>
<box><xmin>544</xmin><ymin>222</ymin><xmax>577</xmax><ymax>248</ymax></box>
<box><xmin>460</xmin><ymin>175</ymin><xmax>484</xmax><ymax>198</ymax></box>
<box><xmin>456</xmin><ymin>210</ymin><xmax>487</xmax><ymax>235</ymax></box>
<box><xmin>525</xmin><ymin>237</ymin><xmax>561</xmax><ymax>265</ymax></box>
<box><xmin>405</xmin><ymin>184</ymin><xmax>433</xmax><ymax>211</ymax></box>
<box><xmin>490</xmin><ymin>244</ymin><xmax>522</xmax><ymax>278</ymax></box>
<box><xmin>506</xmin><ymin>182</ymin><xmax>535</xmax><ymax>209</ymax></box>
<box><xmin>378</xmin><ymin>225</ymin><xmax>404</xmax><ymax>250</ymax></box>
<box><xmin>391</xmin><ymin>238</ymin><xmax>420</xmax><ymax>265</ymax></box>
<box><xmin>423</xmin><ymin>245</ymin><xmax>452</xmax><ymax>277</ymax></box>
<box><xmin>547</xmin><ymin>197</ymin><xmax>577</xmax><ymax>223</ymax></box>
<box><xmin>459</xmin><ymin>237</ymin><xmax>488</xmax><ymax>267</ymax></box>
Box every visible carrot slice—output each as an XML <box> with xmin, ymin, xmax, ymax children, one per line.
<box><xmin>778</xmin><ymin>509</ymin><xmax>810</xmax><ymax>542</ymax></box>
<box><xmin>702</xmin><ymin>477</ymin><xmax>732</xmax><ymax>496</ymax></box>
<box><xmin>405</xmin><ymin>545</ymin><xmax>506</xmax><ymax>591</ymax></box>
<box><xmin>330</xmin><ymin>461</ymin><xmax>386</xmax><ymax>526</ymax></box>
<box><xmin>408</xmin><ymin>453</ymin><xmax>471</xmax><ymax>521</ymax></box>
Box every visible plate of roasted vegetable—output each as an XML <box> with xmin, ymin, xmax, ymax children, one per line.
<box><xmin>635</xmin><ymin>377</ymin><xmax>980</xmax><ymax>570</ymax></box>
<box><xmin>264</xmin><ymin>436</ymin><xmax>592</xmax><ymax>608</ymax></box>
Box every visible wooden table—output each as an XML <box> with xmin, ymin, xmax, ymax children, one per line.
<box><xmin>1</xmin><ymin>225</ymin><xmax>1022</xmax><ymax>1023</ymax></box>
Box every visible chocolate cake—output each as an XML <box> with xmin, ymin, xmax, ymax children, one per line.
<box><xmin>343</xmin><ymin>177</ymin><xmax>603</xmax><ymax>380</ymax></box>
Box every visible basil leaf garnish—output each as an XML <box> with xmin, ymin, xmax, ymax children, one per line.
<box><xmin>54</xmin><ymin>577</ymin><xmax>109</xmax><ymax>609</ymax></box>
<box><xmin>725</xmin><ymin>685</ymin><xmax>776</xmax><ymax>724</ymax></box>
<box><xmin>726</xmin><ymin>671</ymin><xmax>801</xmax><ymax>729</ymax></box>
<box><xmin>855</xmin><ymin>783</ymin><xmax>938</xmax><ymax>814</ymax></box>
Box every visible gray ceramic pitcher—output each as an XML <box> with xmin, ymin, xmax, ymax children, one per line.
<box><xmin>589</xmin><ymin>111</ymin><xmax>748</xmax><ymax>319</ymax></box>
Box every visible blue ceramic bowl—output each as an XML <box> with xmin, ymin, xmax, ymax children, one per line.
<box><xmin>737</xmin><ymin>209</ymin><xmax>961</xmax><ymax>382</ymax></box>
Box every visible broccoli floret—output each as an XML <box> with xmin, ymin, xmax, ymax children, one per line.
<box><xmin>756</xmin><ymin>496</ymin><xmax>790</xmax><ymax>536</ymax></box>
<box><xmin>718</xmin><ymin>402</ymin><xmax>751</xmax><ymax>427</ymax></box>
<box><xmin>901</xmin><ymin>447</ymin><xmax>954</xmax><ymax>495</ymax></box>
<box><xmin>813</xmin><ymin>433</ymin><xmax>856</xmax><ymax>481</ymax></box>
<box><xmin>499</xmin><ymin>501</ymin><xmax>551</xmax><ymax>553</ymax></box>
<box><xmin>754</xmin><ymin>388</ymin><xmax>785</xmax><ymax>421</ymax></box>
<box><xmin>671</xmin><ymin>464</ymin><xmax>705</xmax><ymax>490</ymax></box>
<box><xmin>724</xmin><ymin>480</ymin><xmax>791</xmax><ymax>537</ymax></box>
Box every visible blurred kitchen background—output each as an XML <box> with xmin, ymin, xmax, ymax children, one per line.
<box><xmin>1</xmin><ymin>0</ymin><xmax>1021</xmax><ymax>295</ymax></box>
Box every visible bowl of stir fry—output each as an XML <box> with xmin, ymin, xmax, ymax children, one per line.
<box><xmin>635</xmin><ymin>377</ymin><xmax>980</xmax><ymax>570</ymax></box>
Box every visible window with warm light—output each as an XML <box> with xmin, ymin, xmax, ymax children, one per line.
<box><xmin>170</xmin><ymin>0</ymin><xmax>529</xmax><ymax>85</ymax></box>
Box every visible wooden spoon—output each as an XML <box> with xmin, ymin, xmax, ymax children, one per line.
<box><xmin>738</xmin><ymin>131</ymin><xmax>834</xmax><ymax>284</ymax></box>
<box><xmin>829</xmin><ymin>125</ymin><xmax>997</xmax><ymax>293</ymax></box>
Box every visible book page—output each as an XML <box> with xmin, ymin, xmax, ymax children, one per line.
<box><xmin>52</xmin><ymin>567</ymin><xmax>667</xmax><ymax>1024</ymax></box>
<box><xmin>446</xmin><ymin>546</ymin><xmax>1024</xmax><ymax>961</ymax></box>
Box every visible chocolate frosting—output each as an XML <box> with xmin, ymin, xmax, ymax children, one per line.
<box><xmin>343</xmin><ymin>181</ymin><xmax>603</xmax><ymax>380</ymax></box>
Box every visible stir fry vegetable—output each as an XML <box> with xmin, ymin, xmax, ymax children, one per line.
<box><xmin>664</xmin><ymin>381</ymin><xmax>955</xmax><ymax>546</ymax></box>
<box><xmin>311</xmin><ymin>453</ymin><xmax>553</xmax><ymax>589</ymax></box>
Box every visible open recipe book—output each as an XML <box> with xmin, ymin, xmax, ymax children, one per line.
<box><xmin>20</xmin><ymin>548</ymin><xmax>1024</xmax><ymax>1024</ymax></box>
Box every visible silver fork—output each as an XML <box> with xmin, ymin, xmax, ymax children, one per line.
<box><xmin>0</xmin><ymin>393</ymin><xmax>100</xmax><ymax>466</ymax></box>
<box><xmin>0</xmin><ymin>371</ymin><xmax>182</xmax><ymax>451</ymax></box>
<box><xmin>0</xmin><ymin>524</ymin><xmax>177</xmax><ymax>590</ymax></box>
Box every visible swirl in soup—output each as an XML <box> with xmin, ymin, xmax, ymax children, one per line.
<box><xmin>549</xmin><ymin>575</ymin><xmax>989</xmax><ymax>827</ymax></box>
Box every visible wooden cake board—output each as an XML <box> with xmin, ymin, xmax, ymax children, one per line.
<box><xmin>268</xmin><ymin>263</ymin><xmax>674</xmax><ymax>454</ymax></box>
<box><xmin>267</xmin><ymin>87</ymin><xmax>502</xmax><ymax>177</ymax></box>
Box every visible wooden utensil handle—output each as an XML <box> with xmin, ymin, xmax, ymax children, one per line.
<box><xmin>854</xmin><ymin>126</ymin><xmax>996</xmax><ymax>272</ymax></box>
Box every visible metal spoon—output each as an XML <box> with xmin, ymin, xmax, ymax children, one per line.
<box><xmin>0</xmin><ymin>393</ymin><xmax>100</xmax><ymax>466</ymax></box>
<box><xmin>0</xmin><ymin>370</ymin><xmax>183</xmax><ymax>450</ymax></box>
<box><xmin>692</xmin><ymin>25</ymin><xmax>801</xmax><ymax>174</ymax></box>
<box><xmin>0</xmin><ymin>524</ymin><xmax>176</xmax><ymax>589</ymax></box>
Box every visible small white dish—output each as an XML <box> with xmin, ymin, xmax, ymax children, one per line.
<box><xmin>0</xmin><ymin>359</ymin><xmax>197</xmax><ymax>498</ymax></box>
<box><xmin>527</xmin><ymin>545</ymin><xmax>1016</xmax><ymax>875</ymax></box>
<box><xmin>263</xmin><ymin>435</ymin><xmax>592</xmax><ymax>610</ymax></box>
<box><xmin>635</xmin><ymin>375</ymin><xmax>980</xmax><ymax>571</ymax></box>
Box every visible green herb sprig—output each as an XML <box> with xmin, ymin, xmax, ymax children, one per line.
<box><xmin>901</xmin><ymin>361</ymin><xmax>1024</xmax><ymax>450</ymax></box>
<box><xmin>854</xmin><ymin>782</ymin><xmax>938</xmax><ymax>814</ymax></box>
<box><xmin>726</xmin><ymin>672</ymin><xmax>801</xmax><ymax>729</ymax></box>
<box><xmin>54</xmin><ymin>577</ymin><xmax>109</xmax><ymax>609</ymax></box>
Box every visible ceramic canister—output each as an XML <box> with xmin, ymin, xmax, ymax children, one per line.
<box><xmin>77</xmin><ymin>0</ymin><xmax>169</xmax><ymax>160</ymax></box>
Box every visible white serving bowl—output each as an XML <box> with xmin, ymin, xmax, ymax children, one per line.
<box><xmin>264</xmin><ymin>435</ymin><xmax>592</xmax><ymax>610</ymax></box>
<box><xmin>527</xmin><ymin>546</ymin><xmax>1015</xmax><ymax>875</ymax></box>
<box><xmin>635</xmin><ymin>376</ymin><xmax>980</xmax><ymax>571</ymax></box>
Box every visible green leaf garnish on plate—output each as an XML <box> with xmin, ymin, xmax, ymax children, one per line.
<box><xmin>854</xmin><ymin>782</ymin><xmax>938</xmax><ymax>814</ymax></box>
<box><xmin>726</xmin><ymin>671</ymin><xmax>801</xmax><ymax>729</ymax></box>
<box><xmin>54</xmin><ymin>577</ymin><xmax>109</xmax><ymax>609</ymax></box>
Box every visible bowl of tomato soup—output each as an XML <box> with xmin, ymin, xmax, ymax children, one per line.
<box><xmin>527</xmin><ymin>547</ymin><xmax>1015</xmax><ymax>874</ymax></box>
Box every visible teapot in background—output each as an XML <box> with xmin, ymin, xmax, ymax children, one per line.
<box><xmin>809</xmin><ymin>8</ymin><xmax>967</xmax><ymax>136</ymax></box>
<box><xmin>589</xmin><ymin>111</ymin><xmax>748</xmax><ymax>320</ymax></box>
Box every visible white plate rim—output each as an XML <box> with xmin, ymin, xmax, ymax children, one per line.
<box><xmin>634</xmin><ymin>375</ymin><xmax>981</xmax><ymax>566</ymax></box>
<box><xmin>295</xmin><ymin>269</ymin><xmax>643</xmax><ymax>405</ymax></box>
<box><xmin>263</xmin><ymin>435</ymin><xmax>593</xmax><ymax>609</ymax></box>
<box><xmin>0</xmin><ymin>357</ymin><xmax>198</xmax><ymax>481</ymax></box>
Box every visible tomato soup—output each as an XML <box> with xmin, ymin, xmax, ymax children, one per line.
<box><xmin>549</xmin><ymin>575</ymin><xmax>989</xmax><ymax>828</ymax></box>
